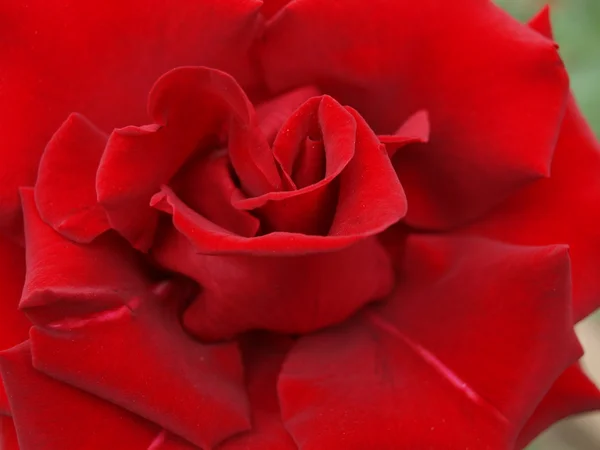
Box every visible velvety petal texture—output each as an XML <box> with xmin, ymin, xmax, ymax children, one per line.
<box><xmin>260</xmin><ymin>0</ymin><xmax>568</xmax><ymax>229</ymax></box>
<box><xmin>20</xmin><ymin>188</ymin><xmax>151</xmax><ymax>325</ymax></box>
<box><xmin>97</xmin><ymin>66</ymin><xmax>277</xmax><ymax>250</ymax></box>
<box><xmin>29</xmin><ymin>281</ymin><xmax>250</xmax><ymax>448</ymax></box>
<box><xmin>153</xmin><ymin>226</ymin><xmax>393</xmax><ymax>341</ymax></box>
<box><xmin>0</xmin><ymin>342</ymin><xmax>161</xmax><ymax>450</ymax></box>
<box><xmin>218</xmin><ymin>334</ymin><xmax>296</xmax><ymax>449</ymax></box>
<box><xmin>0</xmin><ymin>0</ymin><xmax>263</xmax><ymax>237</ymax></box>
<box><xmin>34</xmin><ymin>113</ymin><xmax>111</xmax><ymax>242</ymax></box>
<box><xmin>466</xmin><ymin>7</ymin><xmax>600</xmax><ymax>321</ymax></box>
<box><xmin>0</xmin><ymin>236</ymin><xmax>29</xmax><ymax>418</ymax></box>
<box><xmin>516</xmin><ymin>363</ymin><xmax>600</xmax><ymax>448</ymax></box>
<box><xmin>278</xmin><ymin>236</ymin><xmax>581</xmax><ymax>448</ymax></box>
<box><xmin>0</xmin><ymin>416</ymin><xmax>19</xmax><ymax>450</ymax></box>
<box><xmin>1</xmin><ymin>1</ymin><xmax>599</xmax><ymax>448</ymax></box>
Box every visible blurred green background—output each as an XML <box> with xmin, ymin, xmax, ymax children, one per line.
<box><xmin>496</xmin><ymin>0</ymin><xmax>600</xmax><ymax>135</ymax></box>
<box><xmin>496</xmin><ymin>2</ymin><xmax>600</xmax><ymax>449</ymax></box>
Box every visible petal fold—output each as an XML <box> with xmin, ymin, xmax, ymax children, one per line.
<box><xmin>0</xmin><ymin>341</ymin><xmax>160</xmax><ymax>450</ymax></box>
<box><xmin>35</xmin><ymin>113</ymin><xmax>110</xmax><ymax>242</ymax></box>
<box><xmin>29</xmin><ymin>280</ymin><xmax>250</xmax><ymax>448</ymax></box>
<box><xmin>261</xmin><ymin>0</ymin><xmax>568</xmax><ymax>228</ymax></box>
<box><xmin>153</xmin><ymin>227</ymin><xmax>393</xmax><ymax>340</ymax></box>
<box><xmin>0</xmin><ymin>0</ymin><xmax>263</xmax><ymax>236</ymax></box>
<box><xmin>278</xmin><ymin>236</ymin><xmax>581</xmax><ymax>448</ymax></box>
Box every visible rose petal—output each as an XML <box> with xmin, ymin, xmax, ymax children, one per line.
<box><xmin>255</xmin><ymin>86</ymin><xmax>320</xmax><ymax>143</ymax></box>
<box><xmin>0</xmin><ymin>341</ymin><xmax>161</xmax><ymax>450</ymax></box>
<box><xmin>0</xmin><ymin>0</ymin><xmax>263</xmax><ymax>237</ymax></box>
<box><xmin>464</xmin><ymin>8</ymin><xmax>600</xmax><ymax>321</ymax></box>
<box><xmin>152</xmin><ymin>98</ymin><xmax>406</xmax><ymax>252</ymax></box>
<box><xmin>0</xmin><ymin>235</ymin><xmax>30</xmax><ymax>416</ymax></box>
<box><xmin>20</xmin><ymin>188</ymin><xmax>151</xmax><ymax>325</ymax></box>
<box><xmin>278</xmin><ymin>236</ymin><xmax>581</xmax><ymax>448</ymax></box>
<box><xmin>261</xmin><ymin>0</ymin><xmax>568</xmax><ymax>228</ymax></box>
<box><xmin>0</xmin><ymin>416</ymin><xmax>19</xmax><ymax>450</ymax></box>
<box><xmin>35</xmin><ymin>113</ymin><xmax>110</xmax><ymax>242</ymax></box>
<box><xmin>152</xmin><ymin>226</ymin><xmax>393</xmax><ymax>340</ymax></box>
<box><xmin>218</xmin><ymin>334</ymin><xmax>297</xmax><ymax>449</ymax></box>
<box><xmin>328</xmin><ymin>107</ymin><xmax>407</xmax><ymax>236</ymax></box>
<box><xmin>98</xmin><ymin>66</ymin><xmax>278</xmax><ymax>250</ymax></box>
<box><xmin>170</xmin><ymin>152</ymin><xmax>260</xmax><ymax>238</ymax></box>
<box><xmin>29</xmin><ymin>280</ymin><xmax>250</xmax><ymax>448</ymax></box>
<box><xmin>152</xmin><ymin>185</ymin><xmax>386</xmax><ymax>254</ymax></box>
<box><xmin>260</xmin><ymin>0</ymin><xmax>293</xmax><ymax>20</ymax></box>
<box><xmin>270</xmin><ymin>96</ymin><xmax>353</xmax><ymax>180</ymax></box>
<box><xmin>379</xmin><ymin>110</ymin><xmax>430</xmax><ymax>157</ymax></box>
<box><xmin>0</xmin><ymin>237</ymin><xmax>29</xmax><ymax>354</ymax></box>
<box><xmin>148</xmin><ymin>430</ymin><xmax>197</xmax><ymax>450</ymax></box>
<box><xmin>516</xmin><ymin>363</ymin><xmax>600</xmax><ymax>448</ymax></box>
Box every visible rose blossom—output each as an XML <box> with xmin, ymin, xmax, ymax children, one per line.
<box><xmin>0</xmin><ymin>1</ymin><xmax>599</xmax><ymax>449</ymax></box>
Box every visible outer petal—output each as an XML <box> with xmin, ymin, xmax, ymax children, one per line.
<box><xmin>0</xmin><ymin>237</ymin><xmax>29</xmax><ymax>354</ymax></box>
<box><xmin>0</xmin><ymin>236</ymin><xmax>29</xmax><ymax>416</ymax></box>
<box><xmin>466</xmin><ymin>8</ymin><xmax>600</xmax><ymax>321</ymax></box>
<box><xmin>0</xmin><ymin>0</ymin><xmax>263</xmax><ymax>236</ymax></box>
<box><xmin>29</xmin><ymin>280</ymin><xmax>250</xmax><ymax>449</ymax></box>
<box><xmin>260</xmin><ymin>0</ymin><xmax>292</xmax><ymax>20</ymax></box>
<box><xmin>20</xmin><ymin>188</ymin><xmax>150</xmax><ymax>325</ymax></box>
<box><xmin>261</xmin><ymin>0</ymin><xmax>568</xmax><ymax>228</ymax></box>
<box><xmin>147</xmin><ymin>430</ymin><xmax>197</xmax><ymax>450</ymax></box>
<box><xmin>0</xmin><ymin>416</ymin><xmax>19</xmax><ymax>450</ymax></box>
<box><xmin>218</xmin><ymin>334</ymin><xmax>297</xmax><ymax>450</ymax></box>
<box><xmin>152</xmin><ymin>226</ymin><xmax>393</xmax><ymax>340</ymax></box>
<box><xmin>0</xmin><ymin>341</ymin><xmax>160</xmax><ymax>450</ymax></box>
<box><xmin>516</xmin><ymin>363</ymin><xmax>600</xmax><ymax>448</ymax></box>
<box><xmin>236</xmin><ymin>95</ymin><xmax>356</xmax><ymax>235</ymax></box>
<box><xmin>34</xmin><ymin>113</ymin><xmax>110</xmax><ymax>242</ymax></box>
<box><xmin>152</xmin><ymin>186</ymin><xmax>397</xmax><ymax>254</ymax></box>
<box><xmin>278</xmin><ymin>236</ymin><xmax>580</xmax><ymax>449</ymax></box>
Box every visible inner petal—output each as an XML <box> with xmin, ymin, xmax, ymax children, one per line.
<box><xmin>292</xmin><ymin>137</ymin><xmax>326</xmax><ymax>189</ymax></box>
<box><xmin>169</xmin><ymin>151</ymin><xmax>260</xmax><ymax>238</ymax></box>
<box><xmin>255</xmin><ymin>86</ymin><xmax>320</xmax><ymax>144</ymax></box>
<box><xmin>233</xmin><ymin>96</ymin><xmax>356</xmax><ymax>236</ymax></box>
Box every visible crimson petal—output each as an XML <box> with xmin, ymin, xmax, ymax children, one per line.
<box><xmin>516</xmin><ymin>363</ymin><xmax>600</xmax><ymax>448</ymax></box>
<box><xmin>278</xmin><ymin>236</ymin><xmax>580</xmax><ymax>448</ymax></box>
<box><xmin>147</xmin><ymin>430</ymin><xmax>197</xmax><ymax>450</ymax></box>
<box><xmin>170</xmin><ymin>152</ymin><xmax>260</xmax><ymax>238</ymax></box>
<box><xmin>0</xmin><ymin>416</ymin><xmax>19</xmax><ymax>450</ymax></box>
<box><xmin>35</xmin><ymin>113</ymin><xmax>110</xmax><ymax>242</ymax></box>
<box><xmin>465</xmin><ymin>7</ymin><xmax>600</xmax><ymax>321</ymax></box>
<box><xmin>0</xmin><ymin>236</ymin><xmax>30</xmax><ymax>416</ymax></box>
<box><xmin>260</xmin><ymin>0</ymin><xmax>568</xmax><ymax>229</ymax></box>
<box><xmin>218</xmin><ymin>334</ymin><xmax>297</xmax><ymax>449</ymax></box>
<box><xmin>0</xmin><ymin>0</ymin><xmax>263</xmax><ymax>237</ymax></box>
<box><xmin>0</xmin><ymin>341</ymin><xmax>161</xmax><ymax>450</ymax></box>
<box><xmin>29</xmin><ymin>280</ymin><xmax>250</xmax><ymax>448</ymax></box>
<box><xmin>20</xmin><ymin>188</ymin><xmax>150</xmax><ymax>325</ymax></box>
<box><xmin>152</xmin><ymin>99</ymin><xmax>405</xmax><ymax>254</ymax></box>
<box><xmin>153</xmin><ymin>226</ymin><xmax>393</xmax><ymax>340</ymax></box>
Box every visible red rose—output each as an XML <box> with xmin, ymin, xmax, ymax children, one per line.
<box><xmin>0</xmin><ymin>1</ymin><xmax>599</xmax><ymax>449</ymax></box>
